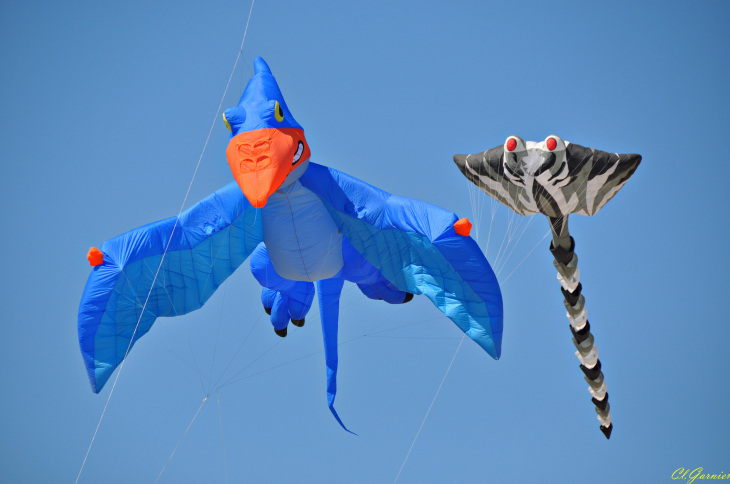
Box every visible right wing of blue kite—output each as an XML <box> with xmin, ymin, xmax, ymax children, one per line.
<box><xmin>300</xmin><ymin>162</ymin><xmax>504</xmax><ymax>360</ymax></box>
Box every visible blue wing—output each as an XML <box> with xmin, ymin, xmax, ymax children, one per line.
<box><xmin>299</xmin><ymin>163</ymin><xmax>503</xmax><ymax>359</ymax></box>
<box><xmin>78</xmin><ymin>181</ymin><xmax>263</xmax><ymax>393</ymax></box>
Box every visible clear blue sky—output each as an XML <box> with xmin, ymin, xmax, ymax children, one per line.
<box><xmin>1</xmin><ymin>1</ymin><xmax>728</xmax><ymax>482</ymax></box>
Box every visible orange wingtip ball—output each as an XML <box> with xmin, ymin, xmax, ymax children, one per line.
<box><xmin>454</xmin><ymin>218</ymin><xmax>472</xmax><ymax>237</ymax></box>
<box><xmin>87</xmin><ymin>247</ymin><xmax>104</xmax><ymax>266</ymax></box>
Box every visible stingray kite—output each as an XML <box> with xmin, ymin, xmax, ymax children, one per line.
<box><xmin>454</xmin><ymin>135</ymin><xmax>641</xmax><ymax>439</ymax></box>
<box><xmin>78</xmin><ymin>57</ymin><xmax>503</xmax><ymax>432</ymax></box>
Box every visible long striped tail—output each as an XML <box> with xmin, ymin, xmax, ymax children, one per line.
<box><xmin>549</xmin><ymin>216</ymin><xmax>613</xmax><ymax>439</ymax></box>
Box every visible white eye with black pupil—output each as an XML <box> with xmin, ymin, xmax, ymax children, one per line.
<box><xmin>292</xmin><ymin>141</ymin><xmax>304</xmax><ymax>165</ymax></box>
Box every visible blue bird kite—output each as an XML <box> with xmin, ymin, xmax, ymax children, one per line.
<box><xmin>78</xmin><ymin>58</ymin><xmax>503</xmax><ymax>432</ymax></box>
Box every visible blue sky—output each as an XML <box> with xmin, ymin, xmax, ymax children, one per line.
<box><xmin>1</xmin><ymin>1</ymin><xmax>728</xmax><ymax>482</ymax></box>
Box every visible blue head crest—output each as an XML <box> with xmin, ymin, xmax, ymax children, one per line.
<box><xmin>223</xmin><ymin>57</ymin><xmax>302</xmax><ymax>136</ymax></box>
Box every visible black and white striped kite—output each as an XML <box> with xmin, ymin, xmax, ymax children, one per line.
<box><xmin>454</xmin><ymin>135</ymin><xmax>641</xmax><ymax>439</ymax></box>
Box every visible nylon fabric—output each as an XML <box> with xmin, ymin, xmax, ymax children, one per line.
<box><xmin>250</xmin><ymin>243</ymin><xmax>315</xmax><ymax>329</ymax></box>
<box><xmin>78</xmin><ymin>181</ymin><xmax>263</xmax><ymax>393</ymax></box>
<box><xmin>261</xmin><ymin>180</ymin><xmax>343</xmax><ymax>282</ymax></box>
<box><xmin>315</xmin><ymin>277</ymin><xmax>355</xmax><ymax>434</ymax></box>
<box><xmin>78</xmin><ymin>57</ymin><xmax>505</xmax><ymax>438</ymax></box>
<box><xmin>299</xmin><ymin>162</ymin><xmax>503</xmax><ymax>359</ymax></box>
<box><xmin>223</xmin><ymin>56</ymin><xmax>311</xmax><ymax>209</ymax></box>
<box><xmin>340</xmin><ymin>238</ymin><xmax>408</xmax><ymax>304</ymax></box>
<box><xmin>224</xmin><ymin>57</ymin><xmax>302</xmax><ymax>136</ymax></box>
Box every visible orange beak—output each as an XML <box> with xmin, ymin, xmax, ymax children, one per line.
<box><xmin>226</xmin><ymin>128</ymin><xmax>310</xmax><ymax>208</ymax></box>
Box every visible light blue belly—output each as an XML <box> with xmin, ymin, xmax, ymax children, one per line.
<box><xmin>262</xmin><ymin>179</ymin><xmax>343</xmax><ymax>281</ymax></box>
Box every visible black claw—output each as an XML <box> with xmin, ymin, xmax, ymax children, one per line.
<box><xmin>291</xmin><ymin>318</ymin><xmax>305</xmax><ymax>328</ymax></box>
<box><xmin>600</xmin><ymin>422</ymin><xmax>613</xmax><ymax>439</ymax></box>
<box><xmin>274</xmin><ymin>327</ymin><xmax>287</xmax><ymax>338</ymax></box>
<box><xmin>264</xmin><ymin>307</ymin><xmax>271</xmax><ymax>315</ymax></box>
<box><xmin>403</xmin><ymin>293</ymin><xmax>414</xmax><ymax>303</ymax></box>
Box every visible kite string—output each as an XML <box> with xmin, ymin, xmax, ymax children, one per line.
<box><xmin>216</xmin><ymin>392</ymin><xmax>230</xmax><ymax>484</ymax></box>
<box><xmin>207</xmin><ymin>284</ymin><xmax>228</xmax><ymax>394</ymax></box>
<box><xmin>499</xmin><ymin>229</ymin><xmax>551</xmax><ymax>285</ymax></box>
<box><xmin>213</xmin><ymin>311</ymin><xmax>447</xmax><ymax>392</ymax></box>
<box><xmin>495</xmin><ymin>214</ymin><xmax>538</xmax><ymax>276</ymax></box>
<box><xmin>211</xmin><ymin>287</ymin><xmax>366</xmax><ymax>392</ymax></box>
<box><xmin>74</xmin><ymin>2</ymin><xmax>256</xmax><ymax>482</ymax></box>
<box><xmin>393</xmin><ymin>334</ymin><xmax>465</xmax><ymax>484</ymax></box>
<box><xmin>154</xmin><ymin>397</ymin><xmax>209</xmax><ymax>484</ymax></box>
<box><xmin>209</xmin><ymin>225</ymin><xmax>438</xmax><ymax>393</ymax></box>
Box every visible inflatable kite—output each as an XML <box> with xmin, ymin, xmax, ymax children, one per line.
<box><xmin>78</xmin><ymin>57</ymin><xmax>503</xmax><ymax>432</ymax></box>
<box><xmin>453</xmin><ymin>136</ymin><xmax>641</xmax><ymax>439</ymax></box>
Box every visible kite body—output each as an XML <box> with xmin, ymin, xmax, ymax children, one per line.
<box><xmin>453</xmin><ymin>135</ymin><xmax>641</xmax><ymax>237</ymax></box>
<box><xmin>454</xmin><ymin>136</ymin><xmax>641</xmax><ymax>438</ymax></box>
<box><xmin>260</xmin><ymin>161</ymin><xmax>344</xmax><ymax>282</ymax></box>
<box><xmin>78</xmin><ymin>58</ymin><xmax>503</xmax><ymax>433</ymax></box>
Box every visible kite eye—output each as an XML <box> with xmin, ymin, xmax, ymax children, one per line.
<box><xmin>544</xmin><ymin>135</ymin><xmax>565</xmax><ymax>151</ymax></box>
<box><xmin>505</xmin><ymin>136</ymin><xmax>524</xmax><ymax>152</ymax></box>
<box><xmin>222</xmin><ymin>106</ymin><xmax>246</xmax><ymax>134</ymax></box>
<box><xmin>274</xmin><ymin>101</ymin><xmax>284</xmax><ymax>122</ymax></box>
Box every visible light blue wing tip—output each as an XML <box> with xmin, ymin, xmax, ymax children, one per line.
<box><xmin>329</xmin><ymin>405</ymin><xmax>357</xmax><ymax>435</ymax></box>
<box><xmin>468</xmin><ymin>329</ymin><xmax>501</xmax><ymax>360</ymax></box>
<box><xmin>90</xmin><ymin>365</ymin><xmax>113</xmax><ymax>394</ymax></box>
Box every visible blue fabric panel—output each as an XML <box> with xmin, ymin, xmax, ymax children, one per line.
<box><xmin>261</xmin><ymin>288</ymin><xmax>277</xmax><ymax>311</ymax></box>
<box><xmin>286</xmin><ymin>287</ymin><xmax>315</xmax><ymax>321</ymax></box>
<box><xmin>316</xmin><ymin>277</ymin><xmax>355</xmax><ymax>434</ymax></box>
<box><xmin>339</xmin><ymin>238</ymin><xmax>407</xmax><ymax>304</ymax></box>
<box><xmin>78</xmin><ymin>181</ymin><xmax>263</xmax><ymax>393</ymax></box>
<box><xmin>300</xmin><ymin>163</ymin><xmax>503</xmax><ymax>359</ymax></box>
<box><xmin>250</xmin><ymin>243</ymin><xmax>316</xmax><ymax>328</ymax></box>
<box><xmin>224</xmin><ymin>57</ymin><xmax>303</xmax><ymax>137</ymax></box>
<box><xmin>261</xmin><ymin>181</ymin><xmax>343</xmax><ymax>282</ymax></box>
<box><xmin>270</xmin><ymin>293</ymin><xmax>291</xmax><ymax>330</ymax></box>
<box><xmin>432</xmin><ymin>234</ymin><xmax>503</xmax><ymax>352</ymax></box>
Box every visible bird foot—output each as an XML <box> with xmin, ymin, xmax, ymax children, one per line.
<box><xmin>274</xmin><ymin>327</ymin><xmax>287</xmax><ymax>338</ymax></box>
<box><xmin>291</xmin><ymin>318</ymin><xmax>305</xmax><ymax>327</ymax></box>
<box><xmin>403</xmin><ymin>293</ymin><xmax>414</xmax><ymax>303</ymax></box>
<box><xmin>264</xmin><ymin>306</ymin><xmax>272</xmax><ymax>315</ymax></box>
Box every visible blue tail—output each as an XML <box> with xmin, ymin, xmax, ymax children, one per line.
<box><xmin>316</xmin><ymin>277</ymin><xmax>357</xmax><ymax>435</ymax></box>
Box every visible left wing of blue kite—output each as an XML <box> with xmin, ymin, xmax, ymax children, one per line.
<box><xmin>78</xmin><ymin>182</ymin><xmax>263</xmax><ymax>393</ymax></box>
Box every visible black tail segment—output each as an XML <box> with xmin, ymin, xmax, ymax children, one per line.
<box><xmin>592</xmin><ymin>392</ymin><xmax>609</xmax><ymax>411</ymax></box>
<box><xmin>600</xmin><ymin>423</ymin><xmax>613</xmax><ymax>439</ymax></box>
<box><xmin>570</xmin><ymin>320</ymin><xmax>591</xmax><ymax>343</ymax></box>
<box><xmin>580</xmin><ymin>359</ymin><xmax>601</xmax><ymax>380</ymax></box>
<box><xmin>562</xmin><ymin>283</ymin><xmax>582</xmax><ymax>306</ymax></box>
